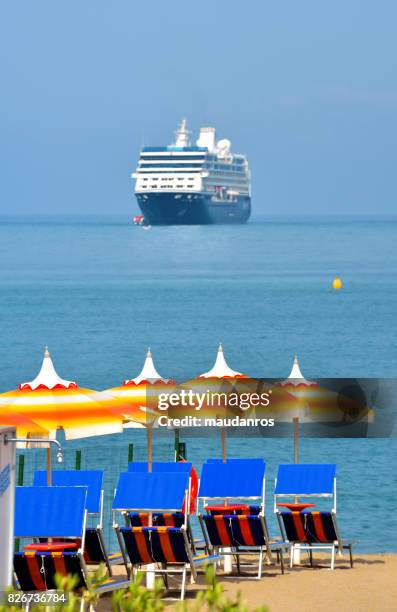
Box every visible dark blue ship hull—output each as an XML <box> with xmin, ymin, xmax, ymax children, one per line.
<box><xmin>136</xmin><ymin>193</ymin><xmax>250</xmax><ymax>225</ymax></box>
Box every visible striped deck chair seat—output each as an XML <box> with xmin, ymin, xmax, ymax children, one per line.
<box><xmin>120</xmin><ymin>526</ymin><xmax>218</xmax><ymax>599</ymax></box>
<box><xmin>128</xmin><ymin>512</ymin><xmax>202</xmax><ymax>554</ymax></box>
<box><xmin>200</xmin><ymin>514</ymin><xmax>287</xmax><ymax>578</ymax></box>
<box><xmin>83</xmin><ymin>529</ymin><xmax>123</xmax><ymax>567</ymax></box>
<box><xmin>278</xmin><ymin>511</ymin><xmax>353</xmax><ymax>567</ymax></box>
<box><xmin>120</xmin><ymin>525</ymin><xmax>218</xmax><ymax>568</ymax></box>
<box><xmin>14</xmin><ymin>551</ymin><xmax>87</xmax><ymax>591</ymax></box>
<box><xmin>37</xmin><ymin>531</ymin><xmax>123</xmax><ymax>569</ymax></box>
<box><xmin>14</xmin><ymin>551</ymin><xmax>128</xmax><ymax>596</ymax></box>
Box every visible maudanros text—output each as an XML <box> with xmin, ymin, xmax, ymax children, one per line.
<box><xmin>158</xmin><ymin>416</ymin><xmax>275</xmax><ymax>427</ymax></box>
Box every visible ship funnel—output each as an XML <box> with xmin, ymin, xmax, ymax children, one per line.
<box><xmin>196</xmin><ymin>127</ymin><xmax>216</xmax><ymax>152</ymax></box>
<box><xmin>174</xmin><ymin>119</ymin><xmax>191</xmax><ymax>147</ymax></box>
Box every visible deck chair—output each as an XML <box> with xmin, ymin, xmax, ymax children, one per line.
<box><xmin>113</xmin><ymin>471</ymin><xmax>219</xmax><ymax>599</ymax></box>
<box><xmin>274</xmin><ymin>464</ymin><xmax>354</xmax><ymax>570</ymax></box>
<box><xmin>127</xmin><ymin>462</ymin><xmax>199</xmax><ymax>551</ymax></box>
<box><xmin>33</xmin><ymin>470</ymin><xmax>123</xmax><ymax>573</ymax></box>
<box><xmin>13</xmin><ymin>486</ymin><xmax>129</xmax><ymax>602</ymax></box>
<box><xmin>198</xmin><ymin>460</ymin><xmax>288</xmax><ymax>578</ymax></box>
<box><xmin>204</xmin><ymin>459</ymin><xmax>265</xmax><ymax>515</ymax></box>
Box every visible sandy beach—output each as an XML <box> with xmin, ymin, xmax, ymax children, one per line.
<box><xmin>209</xmin><ymin>554</ymin><xmax>397</xmax><ymax>612</ymax></box>
<box><xmin>97</xmin><ymin>554</ymin><xmax>397</xmax><ymax>611</ymax></box>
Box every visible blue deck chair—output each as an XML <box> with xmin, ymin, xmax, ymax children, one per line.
<box><xmin>198</xmin><ymin>459</ymin><xmax>266</xmax><ymax>506</ymax></box>
<box><xmin>113</xmin><ymin>471</ymin><xmax>219</xmax><ymax>600</ymax></box>
<box><xmin>274</xmin><ymin>464</ymin><xmax>353</xmax><ymax>569</ymax></box>
<box><xmin>198</xmin><ymin>460</ymin><xmax>287</xmax><ymax>578</ymax></box>
<box><xmin>34</xmin><ymin>470</ymin><xmax>123</xmax><ymax>573</ymax></box>
<box><xmin>204</xmin><ymin>459</ymin><xmax>266</xmax><ymax>515</ymax></box>
<box><xmin>127</xmin><ymin>462</ymin><xmax>197</xmax><ymax>546</ymax></box>
<box><xmin>13</xmin><ymin>486</ymin><xmax>129</xmax><ymax>599</ymax></box>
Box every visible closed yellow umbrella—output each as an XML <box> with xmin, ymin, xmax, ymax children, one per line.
<box><xmin>105</xmin><ymin>348</ymin><xmax>176</xmax><ymax>471</ymax></box>
<box><xmin>0</xmin><ymin>348</ymin><xmax>125</xmax><ymax>481</ymax></box>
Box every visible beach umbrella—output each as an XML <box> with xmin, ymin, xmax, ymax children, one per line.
<box><xmin>105</xmin><ymin>348</ymin><xmax>175</xmax><ymax>471</ymax></box>
<box><xmin>276</xmin><ymin>355</ymin><xmax>370</xmax><ymax>461</ymax></box>
<box><xmin>0</xmin><ymin>411</ymin><xmax>48</xmax><ymax>442</ymax></box>
<box><xmin>180</xmin><ymin>344</ymin><xmax>248</xmax><ymax>462</ymax></box>
<box><xmin>276</xmin><ymin>356</ymin><xmax>318</xmax><ymax>462</ymax></box>
<box><xmin>0</xmin><ymin>347</ymin><xmax>125</xmax><ymax>483</ymax></box>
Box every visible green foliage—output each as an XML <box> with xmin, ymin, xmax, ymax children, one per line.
<box><xmin>111</xmin><ymin>572</ymin><xmax>165</xmax><ymax>611</ymax></box>
<box><xmin>176</xmin><ymin>565</ymin><xmax>268</xmax><ymax>612</ymax></box>
<box><xmin>2</xmin><ymin>564</ymin><xmax>267</xmax><ymax>612</ymax></box>
<box><xmin>80</xmin><ymin>563</ymin><xmax>108</xmax><ymax>609</ymax></box>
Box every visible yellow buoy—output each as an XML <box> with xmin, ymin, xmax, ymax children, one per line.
<box><xmin>332</xmin><ymin>276</ymin><xmax>343</xmax><ymax>290</ymax></box>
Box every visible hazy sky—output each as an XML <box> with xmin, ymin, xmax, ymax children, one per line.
<box><xmin>1</xmin><ymin>1</ymin><xmax>396</xmax><ymax>217</ymax></box>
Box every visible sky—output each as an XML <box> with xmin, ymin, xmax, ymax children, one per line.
<box><xmin>0</xmin><ymin>0</ymin><xmax>396</xmax><ymax>218</ymax></box>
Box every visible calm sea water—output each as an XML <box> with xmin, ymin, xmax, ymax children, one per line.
<box><xmin>0</xmin><ymin>216</ymin><xmax>396</xmax><ymax>552</ymax></box>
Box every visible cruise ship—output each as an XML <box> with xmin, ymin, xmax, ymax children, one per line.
<box><xmin>132</xmin><ymin>120</ymin><xmax>251</xmax><ymax>225</ymax></box>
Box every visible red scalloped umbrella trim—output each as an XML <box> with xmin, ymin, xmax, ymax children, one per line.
<box><xmin>18</xmin><ymin>382</ymin><xmax>79</xmax><ymax>391</ymax></box>
<box><xmin>197</xmin><ymin>374</ymin><xmax>247</xmax><ymax>380</ymax></box>
<box><xmin>122</xmin><ymin>379</ymin><xmax>175</xmax><ymax>387</ymax></box>
<box><xmin>280</xmin><ymin>382</ymin><xmax>318</xmax><ymax>388</ymax></box>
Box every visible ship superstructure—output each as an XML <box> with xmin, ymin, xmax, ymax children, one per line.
<box><xmin>132</xmin><ymin>120</ymin><xmax>251</xmax><ymax>225</ymax></box>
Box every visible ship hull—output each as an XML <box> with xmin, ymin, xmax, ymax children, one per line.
<box><xmin>136</xmin><ymin>193</ymin><xmax>251</xmax><ymax>225</ymax></box>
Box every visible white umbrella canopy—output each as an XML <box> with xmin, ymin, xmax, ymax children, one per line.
<box><xmin>199</xmin><ymin>344</ymin><xmax>245</xmax><ymax>379</ymax></box>
<box><xmin>279</xmin><ymin>355</ymin><xmax>317</xmax><ymax>389</ymax></box>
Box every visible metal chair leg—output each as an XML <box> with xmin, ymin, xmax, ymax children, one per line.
<box><xmin>279</xmin><ymin>549</ymin><xmax>285</xmax><ymax>574</ymax></box>
<box><xmin>349</xmin><ymin>544</ymin><xmax>353</xmax><ymax>568</ymax></box>
<box><xmin>331</xmin><ymin>545</ymin><xmax>335</xmax><ymax>570</ymax></box>
<box><xmin>236</xmin><ymin>552</ymin><xmax>241</xmax><ymax>575</ymax></box>
<box><xmin>257</xmin><ymin>548</ymin><xmax>263</xmax><ymax>579</ymax></box>
<box><xmin>180</xmin><ymin>567</ymin><xmax>187</xmax><ymax>600</ymax></box>
<box><xmin>161</xmin><ymin>563</ymin><xmax>169</xmax><ymax>589</ymax></box>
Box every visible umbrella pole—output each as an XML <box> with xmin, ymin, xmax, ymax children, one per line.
<box><xmin>220</xmin><ymin>424</ymin><xmax>232</xmax><ymax>574</ymax></box>
<box><xmin>147</xmin><ymin>427</ymin><xmax>152</xmax><ymax>473</ymax></box>
<box><xmin>292</xmin><ymin>416</ymin><xmax>301</xmax><ymax>565</ymax></box>
<box><xmin>221</xmin><ymin>427</ymin><xmax>226</xmax><ymax>464</ymax></box>
<box><xmin>146</xmin><ymin>426</ymin><xmax>155</xmax><ymax>589</ymax></box>
<box><xmin>46</xmin><ymin>445</ymin><xmax>52</xmax><ymax>486</ymax></box>
<box><xmin>221</xmin><ymin>426</ymin><xmax>227</xmax><ymax>506</ymax></box>
<box><xmin>293</xmin><ymin>417</ymin><xmax>299</xmax><ymax>464</ymax></box>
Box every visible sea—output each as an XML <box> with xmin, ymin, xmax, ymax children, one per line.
<box><xmin>0</xmin><ymin>215</ymin><xmax>396</xmax><ymax>553</ymax></box>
